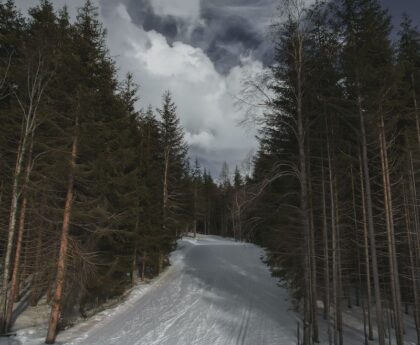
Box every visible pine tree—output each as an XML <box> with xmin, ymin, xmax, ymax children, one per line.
<box><xmin>158</xmin><ymin>91</ymin><xmax>187</xmax><ymax>239</ymax></box>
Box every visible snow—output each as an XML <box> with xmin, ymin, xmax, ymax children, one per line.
<box><xmin>3</xmin><ymin>234</ymin><xmax>417</xmax><ymax>345</ymax></box>
<box><xmin>2</xmin><ymin>235</ymin><xmax>299</xmax><ymax>345</ymax></box>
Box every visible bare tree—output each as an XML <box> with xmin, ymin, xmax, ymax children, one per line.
<box><xmin>0</xmin><ymin>52</ymin><xmax>50</xmax><ymax>332</ymax></box>
<box><xmin>4</xmin><ymin>136</ymin><xmax>34</xmax><ymax>331</ymax></box>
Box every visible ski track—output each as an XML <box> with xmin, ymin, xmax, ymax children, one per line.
<box><xmin>61</xmin><ymin>235</ymin><xmax>298</xmax><ymax>345</ymax></box>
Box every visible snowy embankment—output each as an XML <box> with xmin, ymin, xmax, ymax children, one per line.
<box><xmin>2</xmin><ymin>235</ymin><xmax>299</xmax><ymax>345</ymax></box>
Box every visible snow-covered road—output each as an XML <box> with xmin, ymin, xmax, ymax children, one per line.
<box><xmin>9</xmin><ymin>236</ymin><xmax>299</xmax><ymax>345</ymax></box>
<box><xmin>68</xmin><ymin>236</ymin><xmax>297</xmax><ymax>345</ymax></box>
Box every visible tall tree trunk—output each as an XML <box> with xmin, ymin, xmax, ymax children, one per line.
<box><xmin>359</xmin><ymin>154</ymin><xmax>373</xmax><ymax>340</ymax></box>
<box><xmin>305</xmin><ymin>124</ymin><xmax>318</xmax><ymax>342</ymax></box>
<box><xmin>131</xmin><ymin>248</ymin><xmax>137</xmax><ymax>287</ymax></box>
<box><xmin>0</xmin><ymin>183</ymin><xmax>3</xmax><ymax>216</ymax></box>
<box><xmin>410</xmin><ymin>73</ymin><xmax>420</xmax><ymax>153</ymax></box>
<box><xmin>5</xmin><ymin>139</ymin><xmax>33</xmax><ymax>331</ymax></box>
<box><xmin>193</xmin><ymin>181</ymin><xmax>197</xmax><ymax>238</ymax></box>
<box><xmin>378</xmin><ymin>115</ymin><xmax>404</xmax><ymax>345</ymax></box>
<box><xmin>31</xmin><ymin>218</ymin><xmax>43</xmax><ymax>307</ymax></box>
<box><xmin>162</xmin><ymin>149</ymin><xmax>169</xmax><ymax>232</ymax></box>
<box><xmin>327</xmin><ymin>135</ymin><xmax>339</xmax><ymax>345</ymax></box>
<box><xmin>4</xmin><ymin>196</ymin><xmax>27</xmax><ymax>331</ymax></box>
<box><xmin>408</xmin><ymin>152</ymin><xmax>420</xmax><ymax>343</ymax></box>
<box><xmin>321</xmin><ymin>153</ymin><xmax>332</xmax><ymax>345</ymax></box>
<box><xmin>350</xmin><ymin>165</ymin><xmax>361</xmax><ymax>307</ymax></box>
<box><xmin>294</xmin><ymin>29</ymin><xmax>312</xmax><ymax>345</ymax></box>
<box><xmin>409</xmin><ymin>153</ymin><xmax>420</xmax><ymax>275</ymax></box>
<box><xmin>308</xmin><ymin>153</ymin><xmax>319</xmax><ymax>343</ymax></box>
<box><xmin>403</xmin><ymin>182</ymin><xmax>420</xmax><ymax>344</ymax></box>
<box><xmin>0</xmin><ymin>138</ymin><xmax>26</xmax><ymax>332</ymax></box>
<box><xmin>334</xmin><ymin>173</ymin><xmax>343</xmax><ymax>345</ymax></box>
<box><xmin>45</xmin><ymin>117</ymin><xmax>78</xmax><ymax>344</ymax></box>
<box><xmin>358</xmin><ymin>91</ymin><xmax>385</xmax><ymax>345</ymax></box>
<box><xmin>20</xmin><ymin>207</ymin><xmax>32</xmax><ymax>293</ymax></box>
<box><xmin>351</xmin><ymin>166</ymin><xmax>361</xmax><ymax>309</ymax></box>
<box><xmin>157</xmin><ymin>251</ymin><xmax>163</xmax><ymax>275</ymax></box>
<box><xmin>141</xmin><ymin>253</ymin><xmax>146</xmax><ymax>282</ymax></box>
<box><xmin>131</xmin><ymin>217</ymin><xmax>140</xmax><ymax>287</ymax></box>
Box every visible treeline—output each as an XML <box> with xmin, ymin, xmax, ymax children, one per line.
<box><xmin>240</xmin><ymin>0</ymin><xmax>420</xmax><ymax>344</ymax></box>
<box><xmin>0</xmin><ymin>0</ymin><xmax>229</xmax><ymax>343</ymax></box>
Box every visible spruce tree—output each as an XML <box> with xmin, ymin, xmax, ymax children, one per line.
<box><xmin>157</xmin><ymin>91</ymin><xmax>187</xmax><ymax>239</ymax></box>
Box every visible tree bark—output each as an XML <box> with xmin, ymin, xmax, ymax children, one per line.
<box><xmin>193</xmin><ymin>180</ymin><xmax>197</xmax><ymax>238</ymax></box>
<box><xmin>0</xmin><ymin>139</ymin><xmax>25</xmax><ymax>332</ymax></box>
<box><xmin>327</xmin><ymin>135</ymin><xmax>339</xmax><ymax>345</ymax></box>
<box><xmin>409</xmin><ymin>153</ymin><xmax>420</xmax><ymax>277</ymax></box>
<box><xmin>31</xmin><ymin>219</ymin><xmax>43</xmax><ymax>307</ymax></box>
<box><xmin>321</xmin><ymin>153</ymin><xmax>332</xmax><ymax>345</ymax></box>
<box><xmin>293</xmin><ymin>24</ymin><xmax>313</xmax><ymax>344</ymax></box>
<box><xmin>358</xmin><ymin>91</ymin><xmax>385</xmax><ymax>345</ymax></box>
<box><xmin>5</xmin><ymin>136</ymin><xmax>34</xmax><ymax>331</ymax></box>
<box><xmin>308</xmin><ymin>155</ymin><xmax>319</xmax><ymax>343</ymax></box>
<box><xmin>410</xmin><ymin>73</ymin><xmax>420</xmax><ymax>153</ymax></box>
<box><xmin>359</xmin><ymin>154</ymin><xmax>373</xmax><ymax>340</ymax></box>
<box><xmin>45</xmin><ymin>117</ymin><xmax>78</xmax><ymax>344</ymax></box>
<box><xmin>157</xmin><ymin>251</ymin><xmax>163</xmax><ymax>275</ymax></box>
<box><xmin>378</xmin><ymin>115</ymin><xmax>404</xmax><ymax>345</ymax></box>
<box><xmin>403</xmin><ymin>182</ymin><xmax>420</xmax><ymax>345</ymax></box>
<box><xmin>141</xmin><ymin>253</ymin><xmax>146</xmax><ymax>282</ymax></box>
<box><xmin>408</xmin><ymin>152</ymin><xmax>420</xmax><ymax>343</ymax></box>
<box><xmin>131</xmin><ymin>249</ymin><xmax>137</xmax><ymax>287</ymax></box>
<box><xmin>162</xmin><ymin>149</ymin><xmax>169</xmax><ymax>232</ymax></box>
<box><xmin>333</xmin><ymin>169</ymin><xmax>343</xmax><ymax>345</ymax></box>
<box><xmin>4</xmin><ymin>196</ymin><xmax>27</xmax><ymax>331</ymax></box>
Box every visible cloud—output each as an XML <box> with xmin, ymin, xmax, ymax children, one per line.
<box><xmin>105</xmin><ymin>3</ymin><xmax>266</xmax><ymax>175</ymax></box>
<box><xmin>13</xmin><ymin>0</ymin><xmax>269</xmax><ymax>176</ymax></box>
<box><xmin>125</xmin><ymin>0</ymin><xmax>277</xmax><ymax>73</ymax></box>
<box><xmin>13</xmin><ymin>0</ymin><xmax>418</xmax><ymax>180</ymax></box>
<box><xmin>185</xmin><ymin>131</ymin><xmax>214</xmax><ymax>149</ymax></box>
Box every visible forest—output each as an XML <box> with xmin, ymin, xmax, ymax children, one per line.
<box><xmin>0</xmin><ymin>0</ymin><xmax>419</xmax><ymax>344</ymax></box>
<box><xmin>0</xmin><ymin>0</ymin><xmax>232</xmax><ymax>342</ymax></box>
<box><xmin>243</xmin><ymin>0</ymin><xmax>420</xmax><ymax>344</ymax></box>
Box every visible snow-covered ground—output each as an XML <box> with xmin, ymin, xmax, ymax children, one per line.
<box><xmin>3</xmin><ymin>234</ymin><xmax>417</xmax><ymax>345</ymax></box>
<box><xmin>1</xmin><ymin>235</ymin><xmax>299</xmax><ymax>345</ymax></box>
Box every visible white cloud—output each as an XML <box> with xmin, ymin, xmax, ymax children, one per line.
<box><xmin>13</xmin><ymin>0</ymin><xmax>268</xmax><ymax>176</ymax></box>
<box><xmin>136</xmin><ymin>31</ymin><xmax>217</xmax><ymax>84</ymax></box>
<box><xmin>102</xmin><ymin>3</ymin><xmax>267</xmax><ymax>174</ymax></box>
<box><xmin>185</xmin><ymin>131</ymin><xmax>214</xmax><ymax>149</ymax></box>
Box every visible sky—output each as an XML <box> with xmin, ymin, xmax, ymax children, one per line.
<box><xmin>382</xmin><ymin>0</ymin><xmax>420</xmax><ymax>31</ymax></box>
<box><xmin>13</xmin><ymin>0</ymin><xmax>420</xmax><ymax>177</ymax></box>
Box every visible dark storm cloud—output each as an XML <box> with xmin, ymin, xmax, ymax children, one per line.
<box><xmin>124</xmin><ymin>0</ymin><xmax>276</xmax><ymax>73</ymax></box>
<box><xmin>123</xmin><ymin>0</ymin><xmax>181</xmax><ymax>40</ymax></box>
<box><xmin>194</xmin><ymin>9</ymin><xmax>267</xmax><ymax>73</ymax></box>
